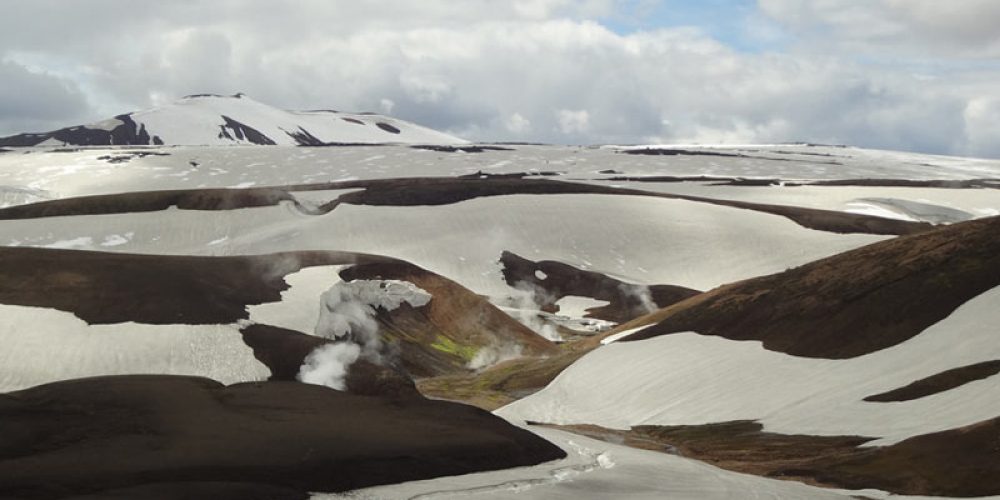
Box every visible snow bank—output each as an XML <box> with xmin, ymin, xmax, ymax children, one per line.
<box><xmin>500</xmin><ymin>286</ymin><xmax>1000</xmax><ymax>445</ymax></box>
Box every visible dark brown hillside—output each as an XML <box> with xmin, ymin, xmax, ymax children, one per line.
<box><xmin>0</xmin><ymin>375</ymin><xmax>565</xmax><ymax>499</ymax></box>
<box><xmin>622</xmin><ymin>216</ymin><xmax>1000</xmax><ymax>358</ymax></box>
<box><xmin>813</xmin><ymin>416</ymin><xmax>1000</xmax><ymax>496</ymax></box>
<box><xmin>0</xmin><ymin>247</ymin><xmax>391</xmax><ymax>325</ymax></box>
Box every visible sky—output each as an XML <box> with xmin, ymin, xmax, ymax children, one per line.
<box><xmin>1</xmin><ymin>0</ymin><xmax>999</xmax><ymax>157</ymax></box>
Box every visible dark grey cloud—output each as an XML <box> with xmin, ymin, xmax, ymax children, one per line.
<box><xmin>0</xmin><ymin>60</ymin><xmax>91</xmax><ymax>134</ymax></box>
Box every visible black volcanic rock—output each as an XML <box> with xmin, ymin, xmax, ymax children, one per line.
<box><xmin>218</xmin><ymin>115</ymin><xmax>276</xmax><ymax>145</ymax></box>
<box><xmin>0</xmin><ymin>114</ymin><xmax>157</xmax><ymax>147</ymax></box>
<box><xmin>376</xmin><ymin>122</ymin><xmax>401</xmax><ymax>134</ymax></box>
<box><xmin>284</xmin><ymin>126</ymin><xmax>325</xmax><ymax>146</ymax></box>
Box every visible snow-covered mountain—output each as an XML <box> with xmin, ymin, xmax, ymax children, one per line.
<box><xmin>0</xmin><ymin>93</ymin><xmax>465</xmax><ymax>147</ymax></box>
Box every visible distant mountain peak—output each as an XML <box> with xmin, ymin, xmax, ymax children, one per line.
<box><xmin>0</xmin><ymin>94</ymin><xmax>464</xmax><ymax>147</ymax></box>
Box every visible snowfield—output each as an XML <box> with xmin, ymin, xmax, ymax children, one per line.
<box><xmin>2</xmin><ymin>137</ymin><xmax>1000</xmax><ymax>499</ymax></box>
<box><xmin>315</xmin><ymin>425</ymin><xmax>954</xmax><ymax>500</ymax></box>
<box><xmin>2</xmin><ymin>143</ymin><xmax>1000</xmax><ymax>205</ymax></box>
<box><xmin>0</xmin><ymin>304</ymin><xmax>270</xmax><ymax>392</ymax></box>
<box><xmin>499</xmin><ymin>285</ymin><xmax>1000</xmax><ymax>446</ymax></box>
<box><xmin>0</xmin><ymin>194</ymin><xmax>887</xmax><ymax>296</ymax></box>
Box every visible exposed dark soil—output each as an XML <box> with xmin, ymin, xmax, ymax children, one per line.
<box><xmin>240</xmin><ymin>324</ymin><xmax>329</xmax><ymax>380</ymax></box>
<box><xmin>863</xmin><ymin>360</ymin><xmax>1000</xmax><ymax>402</ymax></box>
<box><xmin>601</xmin><ymin>175</ymin><xmax>780</xmax><ymax>185</ymax></box>
<box><xmin>0</xmin><ymin>247</ymin><xmax>392</xmax><ymax>325</ymax></box>
<box><xmin>411</xmin><ymin>145</ymin><xmax>515</xmax><ymax>153</ymax></box>
<box><xmin>620</xmin><ymin>148</ymin><xmax>750</xmax><ymax>158</ymax></box>
<box><xmin>456</xmin><ymin>171</ymin><xmax>562</xmax><ymax>179</ymax></box>
<box><xmin>622</xmin><ymin>216</ymin><xmax>1000</xmax><ymax>358</ymax></box>
<box><xmin>547</xmin><ymin>418</ymin><xmax>1000</xmax><ymax>497</ymax></box>
<box><xmin>97</xmin><ymin>151</ymin><xmax>171</xmax><ymax>164</ymax></box>
<box><xmin>0</xmin><ymin>375</ymin><xmax>566</xmax><ymax>499</ymax></box>
<box><xmin>0</xmin><ymin>187</ymin><xmax>297</xmax><ymax>218</ymax></box>
<box><xmin>499</xmin><ymin>251</ymin><xmax>700</xmax><ymax>323</ymax></box>
<box><xmin>0</xmin><ymin>176</ymin><xmax>930</xmax><ymax>235</ymax></box>
<box><xmin>618</xmin><ymin>147</ymin><xmax>841</xmax><ymax>165</ymax></box>
<box><xmin>65</xmin><ymin>481</ymin><xmax>308</xmax><ymax>500</ymax></box>
<box><xmin>815</xmin><ymin>417</ymin><xmax>1000</xmax><ymax>496</ymax></box>
<box><xmin>341</xmin><ymin>117</ymin><xmax>365</xmax><ymax>125</ymax></box>
<box><xmin>597</xmin><ymin>174</ymin><xmax>1000</xmax><ymax>189</ymax></box>
<box><xmin>808</xmin><ymin>178</ymin><xmax>1000</xmax><ymax>189</ymax></box>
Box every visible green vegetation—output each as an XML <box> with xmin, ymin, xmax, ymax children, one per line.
<box><xmin>429</xmin><ymin>335</ymin><xmax>479</xmax><ymax>362</ymax></box>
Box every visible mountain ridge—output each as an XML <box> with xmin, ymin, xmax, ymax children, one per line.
<box><xmin>0</xmin><ymin>93</ymin><xmax>465</xmax><ymax>147</ymax></box>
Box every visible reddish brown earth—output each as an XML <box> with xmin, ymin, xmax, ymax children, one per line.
<box><xmin>622</xmin><ymin>216</ymin><xmax>1000</xmax><ymax>358</ymax></box>
<box><xmin>0</xmin><ymin>375</ymin><xmax>565</xmax><ymax>500</ymax></box>
<box><xmin>499</xmin><ymin>250</ymin><xmax>700</xmax><ymax>323</ymax></box>
<box><xmin>0</xmin><ymin>247</ymin><xmax>391</xmax><ymax>325</ymax></box>
<box><xmin>0</xmin><ymin>176</ymin><xmax>929</xmax><ymax>235</ymax></box>
<box><xmin>341</xmin><ymin>261</ymin><xmax>559</xmax><ymax>377</ymax></box>
<box><xmin>863</xmin><ymin>360</ymin><xmax>1000</xmax><ymax>402</ymax></box>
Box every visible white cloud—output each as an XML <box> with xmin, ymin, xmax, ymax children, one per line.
<box><xmin>758</xmin><ymin>0</ymin><xmax>1000</xmax><ymax>58</ymax></box>
<box><xmin>0</xmin><ymin>0</ymin><xmax>998</xmax><ymax>157</ymax></box>
<box><xmin>505</xmin><ymin>113</ymin><xmax>532</xmax><ymax>134</ymax></box>
<box><xmin>557</xmin><ymin>109</ymin><xmax>590</xmax><ymax>135</ymax></box>
<box><xmin>0</xmin><ymin>59</ymin><xmax>91</xmax><ymax>134</ymax></box>
<box><xmin>963</xmin><ymin>96</ymin><xmax>1000</xmax><ymax>158</ymax></box>
<box><xmin>379</xmin><ymin>98</ymin><xmax>395</xmax><ymax>115</ymax></box>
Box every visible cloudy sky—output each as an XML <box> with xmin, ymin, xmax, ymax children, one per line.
<box><xmin>2</xmin><ymin>0</ymin><xmax>999</xmax><ymax>157</ymax></box>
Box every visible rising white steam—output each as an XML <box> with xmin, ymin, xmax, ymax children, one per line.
<box><xmin>467</xmin><ymin>342</ymin><xmax>524</xmax><ymax>371</ymax></box>
<box><xmin>497</xmin><ymin>281</ymin><xmax>562</xmax><ymax>342</ymax></box>
<box><xmin>620</xmin><ymin>283</ymin><xmax>657</xmax><ymax>314</ymax></box>
<box><xmin>297</xmin><ymin>279</ymin><xmax>431</xmax><ymax>390</ymax></box>
<box><xmin>298</xmin><ymin>342</ymin><xmax>361</xmax><ymax>390</ymax></box>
